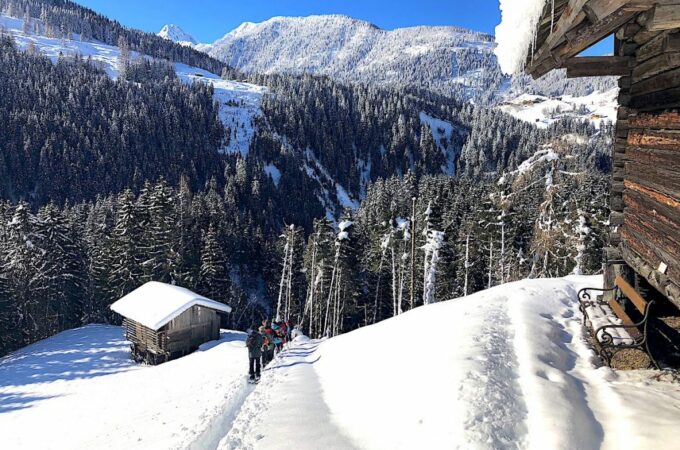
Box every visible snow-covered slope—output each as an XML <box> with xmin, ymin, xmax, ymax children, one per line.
<box><xmin>0</xmin><ymin>325</ymin><xmax>252</xmax><ymax>450</ymax></box>
<box><xmin>497</xmin><ymin>88</ymin><xmax>619</xmax><ymax>128</ymax></box>
<box><xmin>198</xmin><ymin>15</ymin><xmax>499</xmax><ymax>101</ymax></box>
<box><xmin>3</xmin><ymin>278</ymin><xmax>680</xmax><ymax>449</ymax></box>
<box><xmin>158</xmin><ymin>24</ymin><xmax>197</xmax><ymax>46</ymax></box>
<box><xmin>221</xmin><ymin>277</ymin><xmax>680</xmax><ymax>449</ymax></box>
<box><xmin>0</xmin><ymin>14</ymin><xmax>265</xmax><ymax>156</ymax></box>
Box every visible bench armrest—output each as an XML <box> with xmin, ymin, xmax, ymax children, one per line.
<box><xmin>594</xmin><ymin>323</ymin><xmax>645</xmax><ymax>346</ymax></box>
<box><xmin>578</xmin><ymin>286</ymin><xmax>614</xmax><ymax>304</ymax></box>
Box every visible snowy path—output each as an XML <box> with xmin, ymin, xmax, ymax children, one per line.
<box><xmin>219</xmin><ymin>340</ymin><xmax>358</xmax><ymax>449</ymax></box>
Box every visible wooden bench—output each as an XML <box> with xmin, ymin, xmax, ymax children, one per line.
<box><xmin>578</xmin><ymin>276</ymin><xmax>658</xmax><ymax>369</ymax></box>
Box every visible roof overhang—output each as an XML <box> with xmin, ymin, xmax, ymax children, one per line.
<box><xmin>523</xmin><ymin>0</ymin><xmax>676</xmax><ymax>79</ymax></box>
<box><xmin>110</xmin><ymin>282</ymin><xmax>232</xmax><ymax>330</ymax></box>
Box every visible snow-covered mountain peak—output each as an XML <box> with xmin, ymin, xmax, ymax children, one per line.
<box><xmin>158</xmin><ymin>24</ymin><xmax>197</xmax><ymax>45</ymax></box>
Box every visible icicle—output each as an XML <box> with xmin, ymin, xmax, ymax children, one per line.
<box><xmin>550</xmin><ymin>0</ymin><xmax>555</xmax><ymax>33</ymax></box>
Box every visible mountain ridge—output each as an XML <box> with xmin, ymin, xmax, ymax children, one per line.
<box><xmin>195</xmin><ymin>14</ymin><xmax>500</xmax><ymax>103</ymax></box>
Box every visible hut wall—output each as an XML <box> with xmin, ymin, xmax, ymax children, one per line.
<box><xmin>165</xmin><ymin>305</ymin><xmax>220</xmax><ymax>355</ymax></box>
<box><xmin>123</xmin><ymin>318</ymin><xmax>167</xmax><ymax>355</ymax></box>
<box><xmin>612</xmin><ymin>22</ymin><xmax>680</xmax><ymax>308</ymax></box>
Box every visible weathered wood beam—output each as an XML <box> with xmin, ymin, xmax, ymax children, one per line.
<box><xmin>588</xmin><ymin>0</ymin><xmax>647</xmax><ymax>20</ymax></box>
<box><xmin>633</xmin><ymin>51</ymin><xmax>680</xmax><ymax>82</ymax></box>
<box><xmin>646</xmin><ymin>4</ymin><xmax>680</xmax><ymax>31</ymax></box>
<box><xmin>637</xmin><ymin>31</ymin><xmax>680</xmax><ymax>61</ymax></box>
<box><xmin>621</xmin><ymin>246</ymin><xmax>680</xmax><ymax>310</ymax></box>
<box><xmin>566</xmin><ymin>55</ymin><xmax>632</xmax><ymax>76</ymax></box>
<box><xmin>629</xmin><ymin>110</ymin><xmax>680</xmax><ymax>129</ymax></box>
<box><xmin>526</xmin><ymin>0</ymin><xmax>591</xmax><ymax>76</ymax></box>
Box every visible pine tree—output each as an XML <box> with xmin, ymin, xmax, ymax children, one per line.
<box><xmin>35</xmin><ymin>203</ymin><xmax>85</xmax><ymax>336</ymax></box>
<box><xmin>107</xmin><ymin>190</ymin><xmax>143</xmax><ymax>315</ymax></box>
<box><xmin>2</xmin><ymin>202</ymin><xmax>39</xmax><ymax>344</ymax></box>
<box><xmin>198</xmin><ymin>224</ymin><xmax>230</xmax><ymax>304</ymax></box>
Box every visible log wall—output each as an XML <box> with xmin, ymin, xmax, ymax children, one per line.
<box><xmin>124</xmin><ymin>305</ymin><xmax>222</xmax><ymax>364</ymax></box>
<box><xmin>613</xmin><ymin>21</ymin><xmax>680</xmax><ymax>308</ymax></box>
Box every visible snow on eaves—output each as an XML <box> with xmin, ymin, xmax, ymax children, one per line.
<box><xmin>110</xmin><ymin>281</ymin><xmax>231</xmax><ymax>330</ymax></box>
<box><xmin>495</xmin><ymin>0</ymin><xmax>548</xmax><ymax>75</ymax></box>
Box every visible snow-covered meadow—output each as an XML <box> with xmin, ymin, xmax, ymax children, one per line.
<box><xmin>497</xmin><ymin>88</ymin><xmax>619</xmax><ymax>129</ymax></box>
<box><xmin>0</xmin><ymin>326</ymin><xmax>250</xmax><ymax>450</ymax></box>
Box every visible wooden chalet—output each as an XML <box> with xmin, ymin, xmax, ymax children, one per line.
<box><xmin>517</xmin><ymin>0</ymin><xmax>680</xmax><ymax>311</ymax></box>
<box><xmin>110</xmin><ymin>282</ymin><xmax>232</xmax><ymax>365</ymax></box>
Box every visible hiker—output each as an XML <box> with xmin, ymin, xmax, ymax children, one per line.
<box><xmin>285</xmin><ymin>320</ymin><xmax>293</xmax><ymax>342</ymax></box>
<box><xmin>271</xmin><ymin>321</ymin><xmax>284</xmax><ymax>353</ymax></box>
<box><xmin>261</xmin><ymin>325</ymin><xmax>275</xmax><ymax>366</ymax></box>
<box><xmin>246</xmin><ymin>325</ymin><xmax>264</xmax><ymax>382</ymax></box>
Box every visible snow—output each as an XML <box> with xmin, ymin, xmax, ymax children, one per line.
<box><xmin>0</xmin><ymin>13</ymin><xmax>266</xmax><ymax>157</ymax></box>
<box><xmin>300</xmin><ymin>147</ymin><xmax>360</xmax><ymax>217</ymax></box>
<box><xmin>338</xmin><ymin>220</ymin><xmax>353</xmax><ymax>231</ymax></box>
<box><xmin>217</xmin><ymin>277</ymin><xmax>680</xmax><ymax>449</ymax></box>
<box><xmin>336</xmin><ymin>184</ymin><xmax>360</xmax><ymax>210</ymax></box>
<box><xmin>174</xmin><ymin>64</ymin><xmax>266</xmax><ymax>156</ymax></box>
<box><xmin>158</xmin><ymin>24</ymin><xmax>197</xmax><ymax>46</ymax></box>
<box><xmin>419</xmin><ymin>111</ymin><xmax>458</xmax><ymax>175</ymax></box>
<box><xmin>4</xmin><ymin>278</ymin><xmax>680</xmax><ymax>449</ymax></box>
<box><xmin>0</xmin><ymin>14</ymin><xmax>127</xmax><ymax>79</ymax></box>
<box><xmin>110</xmin><ymin>281</ymin><xmax>231</xmax><ymax>330</ymax></box>
<box><xmin>495</xmin><ymin>0</ymin><xmax>548</xmax><ymax>75</ymax></box>
<box><xmin>514</xmin><ymin>147</ymin><xmax>559</xmax><ymax>175</ymax></box>
<box><xmin>263</xmin><ymin>163</ymin><xmax>282</xmax><ymax>186</ymax></box>
<box><xmin>497</xmin><ymin>88</ymin><xmax>619</xmax><ymax>128</ymax></box>
<box><xmin>0</xmin><ymin>325</ymin><xmax>252</xmax><ymax>450</ymax></box>
<box><xmin>422</xmin><ymin>229</ymin><xmax>444</xmax><ymax>305</ymax></box>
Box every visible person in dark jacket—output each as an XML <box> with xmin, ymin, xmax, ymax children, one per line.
<box><xmin>246</xmin><ymin>325</ymin><xmax>264</xmax><ymax>381</ymax></box>
<box><xmin>261</xmin><ymin>325</ymin><xmax>275</xmax><ymax>366</ymax></box>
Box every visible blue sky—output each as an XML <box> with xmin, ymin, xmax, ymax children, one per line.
<box><xmin>74</xmin><ymin>0</ymin><xmax>611</xmax><ymax>54</ymax></box>
<box><xmin>75</xmin><ymin>0</ymin><xmax>504</xmax><ymax>42</ymax></box>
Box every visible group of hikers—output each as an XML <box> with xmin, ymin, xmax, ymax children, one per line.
<box><xmin>245</xmin><ymin>319</ymin><xmax>294</xmax><ymax>382</ymax></box>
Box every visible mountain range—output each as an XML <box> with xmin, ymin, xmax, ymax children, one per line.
<box><xmin>160</xmin><ymin>15</ymin><xmax>617</xmax><ymax>105</ymax></box>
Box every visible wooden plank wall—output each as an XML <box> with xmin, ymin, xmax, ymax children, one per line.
<box><xmin>614</xmin><ymin>17</ymin><xmax>680</xmax><ymax>308</ymax></box>
<box><xmin>123</xmin><ymin>318</ymin><xmax>167</xmax><ymax>354</ymax></box>
<box><xmin>166</xmin><ymin>306</ymin><xmax>220</xmax><ymax>354</ymax></box>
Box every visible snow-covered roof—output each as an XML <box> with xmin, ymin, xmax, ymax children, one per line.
<box><xmin>495</xmin><ymin>0</ymin><xmax>548</xmax><ymax>75</ymax></box>
<box><xmin>110</xmin><ymin>282</ymin><xmax>232</xmax><ymax>330</ymax></box>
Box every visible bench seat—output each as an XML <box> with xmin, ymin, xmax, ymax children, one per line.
<box><xmin>577</xmin><ymin>276</ymin><xmax>657</xmax><ymax>369</ymax></box>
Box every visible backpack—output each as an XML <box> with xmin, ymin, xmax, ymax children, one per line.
<box><xmin>246</xmin><ymin>334</ymin><xmax>255</xmax><ymax>349</ymax></box>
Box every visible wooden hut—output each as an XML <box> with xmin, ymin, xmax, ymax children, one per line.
<box><xmin>110</xmin><ymin>282</ymin><xmax>232</xmax><ymax>365</ymax></box>
<box><xmin>502</xmin><ymin>0</ymin><xmax>680</xmax><ymax>310</ymax></box>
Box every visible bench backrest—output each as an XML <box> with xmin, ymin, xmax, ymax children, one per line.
<box><xmin>615</xmin><ymin>275</ymin><xmax>648</xmax><ymax>315</ymax></box>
